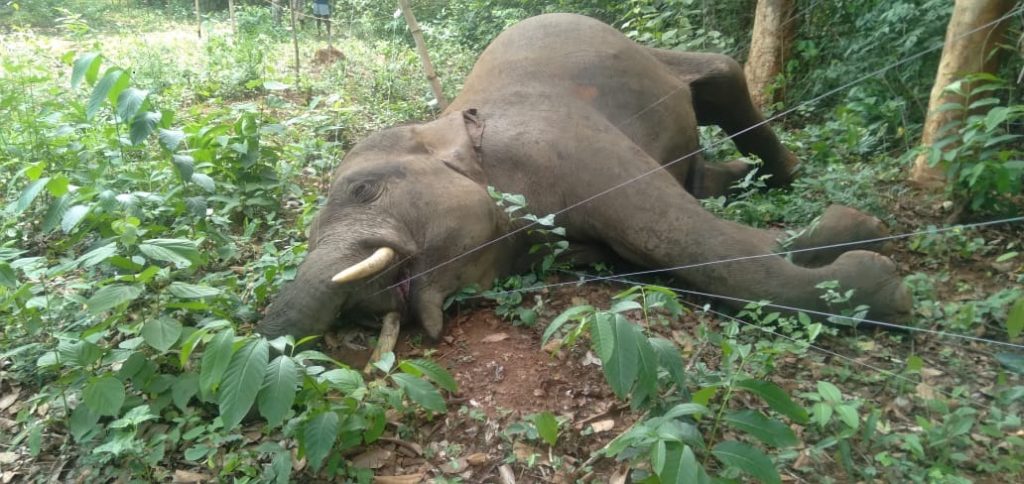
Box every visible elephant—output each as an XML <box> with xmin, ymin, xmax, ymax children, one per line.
<box><xmin>257</xmin><ymin>13</ymin><xmax>912</xmax><ymax>349</ymax></box>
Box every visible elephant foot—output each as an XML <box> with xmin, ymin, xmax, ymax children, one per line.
<box><xmin>786</xmin><ymin>205</ymin><xmax>892</xmax><ymax>268</ymax></box>
<box><xmin>692</xmin><ymin>159</ymin><xmax>754</xmax><ymax>199</ymax></box>
<box><xmin>827</xmin><ymin>251</ymin><xmax>912</xmax><ymax>326</ymax></box>
<box><xmin>761</xmin><ymin>150</ymin><xmax>801</xmax><ymax>189</ymax></box>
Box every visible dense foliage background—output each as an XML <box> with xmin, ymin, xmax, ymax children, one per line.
<box><xmin>1</xmin><ymin>0</ymin><xmax>1022</xmax><ymax>482</ymax></box>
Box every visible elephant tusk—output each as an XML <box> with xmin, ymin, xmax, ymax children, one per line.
<box><xmin>331</xmin><ymin>247</ymin><xmax>396</xmax><ymax>284</ymax></box>
<box><xmin>364</xmin><ymin>312</ymin><xmax>401</xmax><ymax>374</ymax></box>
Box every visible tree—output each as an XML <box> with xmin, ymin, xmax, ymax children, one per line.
<box><xmin>909</xmin><ymin>0</ymin><xmax>1014</xmax><ymax>186</ymax></box>
<box><xmin>398</xmin><ymin>0</ymin><xmax>449</xmax><ymax>110</ymax></box>
<box><xmin>743</xmin><ymin>0</ymin><xmax>794</xmax><ymax>110</ymax></box>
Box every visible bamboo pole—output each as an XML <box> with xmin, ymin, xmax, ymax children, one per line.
<box><xmin>290</xmin><ymin>0</ymin><xmax>301</xmax><ymax>87</ymax></box>
<box><xmin>397</xmin><ymin>0</ymin><xmax>448</xmax><ymax>110</ymax></box>
<box><xmin>194</xmin><ymin>0</ymin><xmax>202</xmax><ymax>38</ymax></box>
<box><xmin>228</xmin><ymin>0</ymin><xmax>236</xmax><ymax>34</ymax></box>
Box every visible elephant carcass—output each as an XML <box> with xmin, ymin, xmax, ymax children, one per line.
<box><xmin>258</xmin><ymin>13</ymin><xmax>912</xmax><ymax>357</ymax></box>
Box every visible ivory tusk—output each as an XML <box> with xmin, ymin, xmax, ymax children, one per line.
<box><xmin>331</xmin><ymin>247</ymin><xmax>396</xmax><ymax>284</ymax></box>
<box><xmin>364</xmin><ymin>312</ymin><xmax>401</xmax><ymax>374</ymax></box>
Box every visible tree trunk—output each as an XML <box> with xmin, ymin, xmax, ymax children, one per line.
<box><xmin>228</xmin><ymin>0</ymin><xmax>236</xmax><ymax>33</ymax></box>
<box><xmin>290</xmin><ymin>0</ymin><xmax>301</xmax><ymax>87</ymax></box>
<box><xmin>397</xmin><ymin>0</ymin><xmax>449</xmax><ymax>111</ymax></box>
<box><xmin>194</xmin><ymin>0</ymin><xmax>202</xmax><ymax>38</ymax></box>
<box><xmin>910</xmin><ymin>0</ymin><xmax>1014</xmax><ymax>187</ymax></box>
<box><xmin>744</xmin><ymin>0</ymin><xmax>794</xmax><ymax>110</ymax></box>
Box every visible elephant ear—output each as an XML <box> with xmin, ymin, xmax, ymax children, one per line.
<box><xmin>414</xmin><ymin>109</ymin><xmax>487</xmax><ymax>184</ymax></box>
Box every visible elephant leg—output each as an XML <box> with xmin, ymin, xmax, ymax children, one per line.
<box><xmin>648</xmin><ymin>49</ymin><xmax>800</xmax><ymax>188</ymax></box>
<box><xmin>783</xmin><ymin>205</ymin><xmax>893</xmax><ymax>267</ymax></box>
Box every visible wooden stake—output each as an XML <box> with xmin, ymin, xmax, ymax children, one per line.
<box><xmin>397</xmin><ymin>0</ymin><xmax>448</xmax><ymax>110</ymax></box>
<box><xmin>290</xmin><ymin>0</ymin><xmax>301</xmax><ymax>87</ymax></box>
<box><xmin>194</xmin><ymin>0</ymin><xmax>202</xmax><ymax>38</ymax></box>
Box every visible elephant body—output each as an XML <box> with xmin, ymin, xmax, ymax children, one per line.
<box><xmin>258</xmin><ymin>14</ymin><xmax>911</xmax><ymax>343</ymax></box>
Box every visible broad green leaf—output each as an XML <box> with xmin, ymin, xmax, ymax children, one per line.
<box><xmin>735</xmin><ymin>379</ymin><xmax>809</xmax><ymax>424</ymax></box>
<box><xmin>816</xmin><ymin>381</ymin><xmax>843</xmax><ymax>403</ymax></box>
<box><xmin>158</xmin><ymin>128</ymin><xmax>186</xmax><ymax>152</ymax></box>
<box><xmin>41</xmin><ymin>194</ymin><xmax>71</xmax><ymax>233</ymax></box>
<box><xmin>259</xmin><ymin>356</ymin><xmax>299</xmax><ymax>427</ymax></box>
<box><xmin>129</xmin><ymin>111</ymin><xmax>161</xmax><ymax>145</ymax></box>
<box><xmin>218</xmin><ymin>338</ymin><xmax>269</xmax><ymax>429</ymax></box>
<box><xmin>399</xmin><ymin>359</ymin><xmax>458</xmax><ymax>393</ymax></box>
<box><xmin>61</xmin><ymin>204</ymin><xmax>90</xmax><ymax>232</ymax></box>
<box><xmin>264</xmin><ymin>80</ymin><xmax>290</xmax><ymax>91</ymax></box>
<box><xmin>996</xmin><ymin>352</ymin><xmax>1024</xmax><ymax>374</ymax></box>
<box><xmin>542</xmin><ymin>304</ymin><xmax>592</xmax><ymax>344</ymax></box>
<box><xmin>534</xmin><ymin>412</ymin><xmax>559</xmax><ymax>446</ymax></box>
<box><xmin>320</xmin><ymin>368</ymin><xmax>365</xmax><ymax>394</ymax></box>
<box><xmin>712</xmin><ymin>440</ymin><xmax>781</xmax><ymax>484</ymax></box>
<box><xmin>603</xmin><ymin>315</ymin><xmax>639</xmax><ymax>399</ymax></box>
<box><xmin>0</xmin><ymin>263</ymin><xmax>16</xmax><ymax>288</ymax></box>
<box><xmin>200</xmin><ymin>328</ymin><xmax>235</xmax><ymax>395</ymax></box>
<box><xmin>1007</xmin><ymin>298</ymin><xmax>1024</xmax><ymax>339</ymax></box>
<box><xmin>75</xmin><ymin>243</ymin><xmax>116</xmax><ymax>268</ymax></box>
<box><xmin>659</xmin><ymin>443</ymin><xmax>708</xmax><ymax>484</ymax></box>
<box><xmin>373</xmin><ymin>351</ymin><xmax>396</xmax><ymax>373</ymax></box>
<box><xmin>69</xmin><ymin>404</ymin><xmax>100</xmax><ymax>441</ymax></box>
<box><xmin>11</xmin><ymin>177</ymin><xmax>49</xmax><ymax>214</ymax></box>
<box><xmin>172</xmin><ymin>372</ymin><xmax>199</xmax><ymax>411</ymax></box>
<box><xmin>301</xmin><ymin>411</ymin><xmax>339</xmax><ymax>470</ymax></box>
<box><xmin>590</xmin><ymin>312</ymin><xmax>615</xmax><ymax>362</ymax></box>
<box><xmin>86</xmin><ymin>284</ymin><xmax>143</xmax><ymax>315</ymax></box>
<box><xmin>171</xmin><ymin>154</ymin><xmax>195</xmax><ymax>180</ymax></box>
<box><xmin>651</xmin><ymin>440</ymin><xmax>666</xmax><ymax>476</ymax></box>
<box><xmin>724</xmin><ymin>410</ymin><xmax>798</xmax><ymax>448</ymax></box>
<box><xmin>631</xmin><ymin>330</ymin><xmax>659</xmax><ymax>405</ymax></box>
<box><xmin>191</xmin><ymin>173</ymin><xmax>215</xmax><ymax>192</ymax></box>
<box><xmin>71</xmin><ymin>52</ymin><xmax>102</xmax><ymax>88</ymax></box>
<box><xmin>45</xmin><ymin>175</ymin><xmax>69</xmax><ymax>197</ymax></box>
<box><xmin>392</xmin><ymin>373</ymin><xmax>446</xmax><ymax>413</ymax></box>
<box><xmin>116</xmin><ymin>87</ymin><xmax>148</xmax><ymax>121</ymax></box>
<box><xmin>87</xmin><ymin>68</ymin><xmax>128</xmax><ymax>120</ymax></box>
<box><xmin>835</xmin><ymin>404</ymin><xmax>860</xmax><ymax>429</ymax></box>
<box><xmin>168</xmin><ymin>281</ymin><xmax>221</xmax><ymax>299</ymax></box>
<box><xmin>142</xmin><ymin>317</ymin><xmax>183</xmax><ymax>352</ymax></box>
<box><xmin>83</xmin><ymin>376</ymin><xmax>125</xmax><ymax>417</ymax></box>
<box><xmin>138</xmin><ymin>238</ymin><xmax>201</xmax><ymax>268</ymax></box>
<box><xmin>650</xmin><ymin>337</ymin><xmax>687</xmax><ymax>389</ymax></box>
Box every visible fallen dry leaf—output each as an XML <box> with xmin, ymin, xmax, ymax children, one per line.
<box><xmin>465</xmin><ymin>452</ymin><xmax>489</xmax><ymax>465</ymax></box>
<box><xmin>352</xmin><ymin>448</ymin><xmax>393</xmax><ymax>469</ymax></box>
<box><xmin>481</xmin><ymin>333</ymin><xmax>510</xmax><ymax>343</ymax></box>
<box><xmin>590</xmin><ymin>419</ymin><xmax>615</xmax><ymax>433</ymax></box>
<box><xmin>0</xmin><ymin>453</ymin><xmax>17</xmax><ymax>465</ymax></box>
<box><xmin>0</xmin><ymin>390</ymin><xmax>19</xmax><ymax>413</ymax></box>
<box><xmin>916</xmin><ymin>382</ymin><xmax>937</xmax><ymax>400</ymax></box>
<box><xmin>439</xmin><ymin>456</ymin><xmax>469</xmax><ymax>474</ymax></box>
<box><xmin>609</xmin><ymin>463</ymin><xmax>629</xmax><ymax>484</ymax></box>
<box><xmin>172</xmin><ymin>469</ymin><xmax>211</xmax><ymax>483</ymax></box>
<box><xmin>373</xmin><ymin>473</ymin><xmax>424</xmax><ymax>484</ymax></box>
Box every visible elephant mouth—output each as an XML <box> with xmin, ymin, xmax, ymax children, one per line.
<box><xmin>331</xmin><ymin>248</ymin><xmax>413</xmax><ymax>324</ymax></box>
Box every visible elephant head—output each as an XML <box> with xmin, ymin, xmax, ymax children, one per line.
<box><xmin>258</xmin><ymin>109</ymin><xmax>513</xmax><ymax>345</ymax></box>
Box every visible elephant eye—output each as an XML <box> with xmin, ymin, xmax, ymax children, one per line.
<box><xmin>349</xmin><ymin>180</ymin><xmax>383</xmax><ymax>203</ymax></box>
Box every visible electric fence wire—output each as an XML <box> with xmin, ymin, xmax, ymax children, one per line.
<box><xmin>376</xmin><ymin>5</ymin><xmax>1024</xmax><ymax>298</ymax></box>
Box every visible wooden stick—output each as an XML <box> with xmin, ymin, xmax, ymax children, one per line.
<box><xmin>290</xmin><ymin>0</ymin><xmax>301</xmax><ymax>87</ymax></box>
<box><xmin>228</xmin><ymin>0</ymin><xmax>236</xmax><ymax>34</ymax></box>
<box><xmin>397</xmin><ymin>0</ymin><xmax>448</xmax><ymax>110</ymax></box>
<box><xmin>194</xmin><ymin>0</ymin><xmax>202</xmax><ymax>38</ymax></box>
<box><xmin>363</xmin><ymin>312</ymin><xmax>401</xmax><ymax>374</ymax></box>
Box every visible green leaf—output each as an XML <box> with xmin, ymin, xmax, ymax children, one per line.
<box><xmin>631</xmin><ymin>330</ymin><xmax>659</xmax><ymax>405</ymax></box>
<box><xmin>87</xmin><ymin>68</ymin><xmax>128</xmax><ymax>120</ymax></box>
<box><xmin>129</xmin><ymin>111</ymin><xmax>162</xmax><ymax>145</ymax></box>
<box><xmin>533</xmin><ymin>412</ymin><xmax>559</xmax><ymax>446</ymax></box>
<box><xmin>994</xmin><ymin>352</ymin><xmax>1024</xmax><ymax>374</ymax></box>
<box><xmin>301</xmin><ymin>411</ymin><xmax>339</xmax><ymax>470</ymax></box>
<box><xmin>138</xmin><ymin>238</ymin><xmax>201</xmax><ymax>268</ymax></box>
<box><xmin>171</xmin><ymin>154</ymin><xmax>195</xmax><ymax>180</ymax></box>
<box><xmin>191</xmin><ymin>173</ymin><xmax>215</xmax><ymax>192</ymax></box>
<box><xmin>0</xmin><ymin>263</ymin><xmax>17</xmax><ymax>289</ymax></box>
<box><xmin>711</xmin><ymin>441</ymin><xmax>781</xmax><ymax>484</ymax></box>
<box><xmin>542</xmin><ymin>304</ymin><xmax>592</xmax><ymax>344</ymax></box>
<box><xmin>11</xmin><ymin>177</ymin><xmax>49</xmax><ymax>214</ymax></box>
<box><xmin>650</xmin><ymin>337</ymin><xmax>687</xmax><ymax>389</ymax></box>
<box><xmin>399</xmin><ymin>359</ymin><xmax>458</xmax><ymax>393</ymax></box>
<box><xmin>321</xmin><ymin>368</ymin><xmax>365</xmax><ymax>394</ymax></box>
<box><xmin>200</xmin><ymin>328</ymin><xmax>235</xmax><ymax>395</ymax></box>
<box><xmin>590</xmin><ymin>312</ymin><xmax>615</xmax><ymax>361</ymax></box>
<box><xmin>659</xmin><ymin>444</ymin><xmax>708</xmax><ymax>484</ymax></box>
<box><xmin>735</xmin><ymin>379</ymin><xmax>808</xmax><ymax>424</ymax></box>
<box><xmin>61</xmin><ymin>204</ymin><xmax>90</xmax><ymax>233</ymax></box>
<box><xmin>259</xmin><ymin>356</ymin><xmax>299</xmax><ymax>427</ymax></box>
<box><xmin>142</xmin><ymin>317</ymin><xmax>183</xmax><ymax>352</ymax></box>
<box><xmin>835</xmin><ymin>404</ymin><xmax>860</xmax><ymax>429</ymax></box>
<box><xmin>75</xmin><ymin>243</ymin><xmax>116</xmax><ymax>268</ymax></box>
<box><xmin>69</xmin><ymin>404</ymin><xmax>100</xmax><ymax>442</ymax></box>
<box><xmin>816</xmin><ymin>381</ymin><xmax>843</xmax><ymax>403</ymax></box>
<box><xmin>724</xmin><ymin>410</ymin><xmax>798</xmax><ymax>448</ymax></box>
<box><xmin>168</xmin><ymin>281</ymin><xmax>221</xmax><ymax>299</ymax></box>
<box><xmin>45</xmin><ymin>175</ymin><xmax>69</xmax><ymax>197</ymax></box>
<box><xmin>218</xmin><ymin>338</ymin><xmax>269</xmax><ymax>429</ymax></box>
<box><xmin>41</xmin><ymin>194</ymin><xmax>71</xmax><ymax>233</ymax></box>
<box><xmin>116</xmin><ymin>87</ymin><xmax>148</xmax><ymax>121</ymax></box>
<box><xmin>1007</xmin><ymin>298</ymin><xmax>1024</xmax><ymax>339</ymax></box>
<box><xmin>172</xmin><ymin>372</ymin><xmax>199</xmax><ymax>411</ymax></box>
<box><xmin>83</xmin><ymin>376</ymin><xmax>125</xmax><ymax>417</ymax></box>
<box><xmin>71</xmin><ymin>52</ymin><xmax>102</xmax><ymax>88</ymax></box>
<box><xmin>159</xmin><ymin>128</ymin><xmax>186</xmax><ymax>152</ymax></box>
<box><xmin>392</xmin><ymin>373</ymin><xmax>446</xmax><ymax>413</ymax></box>
<box><xmin>86</xmin><ymin>284</ymin><xmax>143</xmax><ymax>315</ymax></box>
<box><xmin>602</xmin><ymin>315</ymin><xmax>639</xmax><ymax>399</ymax></box>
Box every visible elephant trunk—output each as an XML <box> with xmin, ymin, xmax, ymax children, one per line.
<box><xmin>258</xmin><ymin>246</ymin><xmax>356</xmax><ymax>342</ymax></box>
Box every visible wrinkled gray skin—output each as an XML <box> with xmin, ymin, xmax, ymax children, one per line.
<box><xmin>259</xmin><ymin>14</ymin><xmax>912</xmax><ymax>344</ymax></box>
